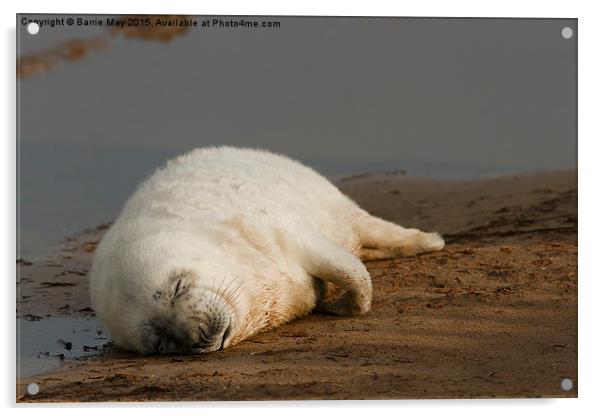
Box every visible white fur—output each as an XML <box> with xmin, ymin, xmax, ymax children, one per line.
<box><xmin>89</xmin><ymin>147</ymin><xmax>444</xmax><ymax>354</ymax></box>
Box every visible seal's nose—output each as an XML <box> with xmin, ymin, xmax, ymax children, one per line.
<box><xmin>192</xmin><ymin>321</ymin><xmax>231</xmax><ymax>351</ymax></box>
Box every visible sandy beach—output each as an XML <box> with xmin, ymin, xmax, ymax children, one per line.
<box><xmin>16</xmin><ymin>170</ymin><xmax>577</xmax><ymax>401</ymax></box>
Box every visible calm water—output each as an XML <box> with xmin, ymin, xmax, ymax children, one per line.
<box><xmin>17</xmin><ymin>317</ymin><xmax>107</xmax><ymax>378</ymax></box>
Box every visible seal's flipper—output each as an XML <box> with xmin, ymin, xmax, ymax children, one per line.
<box><xmin>296</xmin><ymin>232</ymin><xmax>372</xmax><ymax>316</ymax></box>
<box><xmin>356</xmin><ymin>212</ymin><xmax>444</xmax><ymax>259</ymax></box>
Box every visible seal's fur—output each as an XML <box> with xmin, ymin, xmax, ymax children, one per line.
<box><xmin>90</xmin><ymin>147</ymin><xmax>444</xmax><ymax>354</ymax></box>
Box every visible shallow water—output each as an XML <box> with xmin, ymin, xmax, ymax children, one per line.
<box><xmin>17</xmin><ymin>317</ymin><xmax>108</xmax><ymax>379</ymax></box>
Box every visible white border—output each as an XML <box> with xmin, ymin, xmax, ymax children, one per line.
<box><xmin>3</xmin><ymin>0</ymin><xmax>601</xmax><ymax>414</ymax></box>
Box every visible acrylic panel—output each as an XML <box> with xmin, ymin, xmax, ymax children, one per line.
<box><xmin>16</xmin><ymin>14</ymin><xmax>577</xmax><ymax>402</ymax></box>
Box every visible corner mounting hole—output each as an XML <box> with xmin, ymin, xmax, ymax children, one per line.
<box><xmin>27</xmin><ymin>383</ymin><xmax>39</xmax><ymax>395</ymax></box>
<box><xmin>561</xmin><ymin>27</ymin><xmax>573</xmax><ymax>40</ymax></box>
<box><xmin>27</xmin><ymin>22</ymin><xmax>40</xmax><ymax>35</ymax></box>
<box><xmin>561</xmin><ymin>378</ymin><xmax>573</xmax><ymax>391</ymax></box>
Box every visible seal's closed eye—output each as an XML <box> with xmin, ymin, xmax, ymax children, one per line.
<box><xmin>173</xmin><ymin>279</ymin><xmax>183</xmax><ymax>298</ymax></box>
<box><xmin>166</xmin><ymin>269</ymin><xmax>194</xmax><ymax>305</ymax></box>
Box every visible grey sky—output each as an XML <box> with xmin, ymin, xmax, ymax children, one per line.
<box><xmin>18</xmin><ymin>16</ymin><xmax>576</xmax><ymax>172</ymax></box>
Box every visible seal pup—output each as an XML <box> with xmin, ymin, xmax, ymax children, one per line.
<box><xmin>89</xmin><ymin>147</ymin><xmax>444</xmax><ymax>354</ymax></box>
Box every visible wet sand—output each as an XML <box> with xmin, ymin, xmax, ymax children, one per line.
<box><xmin>16</xmin><ymin>170</ymin><xmax>577</xmax><ymax>401</ymax></box>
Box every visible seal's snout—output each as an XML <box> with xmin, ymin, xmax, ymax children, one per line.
<box><xmin>192</xmin><ymin>318</ymin><xmax>232</xmax><ymax>352</ymax></box>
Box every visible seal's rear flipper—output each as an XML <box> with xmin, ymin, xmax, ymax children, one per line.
<box><xmin>356</xmin><ymin>211</ymin><xmax>444</xmax><ymax>260</ymax></box>
<box><xmin>296</xmin><ymin>232</ymin><xmax>372</xmax><ymax>316</ymax></box>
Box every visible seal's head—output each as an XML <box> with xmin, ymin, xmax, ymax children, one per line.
<box><xmin>103</xmin><ymin>266</ymin><xmax>245</xmax><ymax>355</ymax></box>
<box><xmin>144</xmin><ymin>269</ymin><xmax>241</xmax><ymax>354</ymax></box>
<box><xmin>89</xmin><ymin>229</ymin><xmax>254</xmax><ymax>355</ymax></box>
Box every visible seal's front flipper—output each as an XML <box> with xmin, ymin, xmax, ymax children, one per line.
<box><xmin>296</xmin><ymin>232</ymin><xmax>372</xmax><ymax>316</ymax></box>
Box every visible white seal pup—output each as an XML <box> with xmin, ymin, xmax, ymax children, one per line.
<box><xmin>89</xmin><ymin>147</ymin><xmax>444</xmax><ymax>354</ymax></box>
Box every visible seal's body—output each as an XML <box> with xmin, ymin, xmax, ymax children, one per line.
<box><xmin>90</xmin><ymin>147</ymin><xmax>444</xmax><ymax>354</ymax></box>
